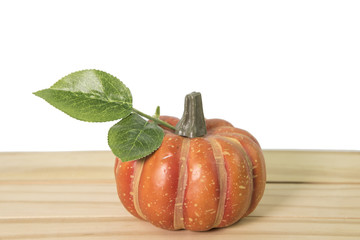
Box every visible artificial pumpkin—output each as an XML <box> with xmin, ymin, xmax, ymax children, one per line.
<box><xmin>114</xmin><ymin>92</ymin><xmax>266</xmax><ymax>231</ymax></box>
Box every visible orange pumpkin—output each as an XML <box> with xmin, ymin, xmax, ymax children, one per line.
<box><xmin>114</xmin><ymin>93</ymin><xmax>266</xmax><ymax>231</ymax></box>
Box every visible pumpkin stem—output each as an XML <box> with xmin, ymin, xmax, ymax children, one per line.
<box><xmin>175</xmin><ymin>92</ymin><xmax>207</xmax><ymax>138</ymax></box>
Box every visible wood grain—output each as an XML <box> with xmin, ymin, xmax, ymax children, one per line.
<box><xmin>0</xmin><ymin>151</ymin><xmax>359</xmax><ymax>239</ymax></box>
<box><xmin>265</xmin><ymin>150</ymin><xmax>360</xmax><ymax>183</ymax></box>
<box><xmin>1</xmin><ymin>217</ymin><xmax>359</xmax><ymax>240</ymax></box>
<box><xmin>0</xmin><ymin>151</ymin><xmax>114</xmax><ymax>182</ymax></box>
<box><xmin>0</xmin><ymin>183</ymin><xmax>359</xmax><ymax>219</ymax></box>
<box><xmin>1</xmin><ymin>151</ymin><xmax>359</xmax><ymax>183</ymax></box>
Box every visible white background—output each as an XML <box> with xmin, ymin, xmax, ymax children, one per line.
<box><xmin>0</xmin><ymin>0</ymin><xmax>359</xmax><ymax>151</ymax></box>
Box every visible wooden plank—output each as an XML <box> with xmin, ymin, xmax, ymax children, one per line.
<box><xmin>252</xmin><ymin>183</ymin><xmax>360</xmax><ymax>218</ymax></box>
<box><xmin>0</xmin><ymin>151</ymin><xmax>359</xmax><ymax>183</ymax></box>
<box><xmin>265</xmin><ymin>150</ymin><xmax>360</xmax><ymax>183</ymax></box>
<box><xmin>0</xmin><ymin>151</ymin><xmax>359</xmax><ymax>239</ymax></box>
<box><xmin>1</xmin><ymin>183</ymin><xmax>359</xmax><ymax>219</ymax></box>
<box><xmin>0</xmin><ymin>151</ymin><xmax>114</xmax><ymax>181</ymax></box>
<box><xmin>0</xmin><ymin>184</ymin><xmax>126</xmax><ymax>218</ymax></box>
<box><xmin>0</xmin><ymin>216</ymin><xmax>359</xmax><ymax>240</ymax></box>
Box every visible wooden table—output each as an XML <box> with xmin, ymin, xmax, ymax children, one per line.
<box><xmin>0</xmin><ymin>151</ymin><xmax>359</xmax><ymax>239</ymax></box>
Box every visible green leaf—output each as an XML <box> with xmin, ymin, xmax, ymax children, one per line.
<box><xmin>108</xmin><ymin>113</ymin><xmax>164</xmax><ymax>162</ymax></box>
<box><xmin>33</xmin><ymin>69</ymin><xmax>132</xmax><ymax>122</ymax></box>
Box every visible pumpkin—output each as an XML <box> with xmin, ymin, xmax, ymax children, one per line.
<box><xmin>114</xmin><ymin>92</ymin><xmax>266</xmax><ymax>231</ymax></box>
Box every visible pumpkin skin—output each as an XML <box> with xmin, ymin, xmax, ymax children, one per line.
<box><xmin>114</xmin><ymin>116</ymin><xmax>266</xmax><ymax>231</ymax></box>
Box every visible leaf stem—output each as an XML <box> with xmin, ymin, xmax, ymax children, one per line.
<box><xmin>132</xmin><ymin>108</ymin><xmax>176</xmax><ymax>131</ymax></box>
